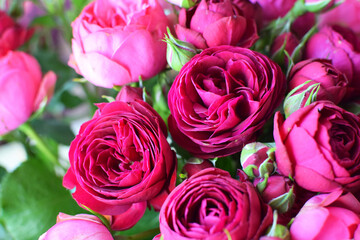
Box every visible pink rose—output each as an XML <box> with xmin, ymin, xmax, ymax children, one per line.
<box><xmin>69</xmin><ymin>0</ymin><xmax>169</xmax><ymax>88</ymax></box>
<box><xmin>39</xmin><ymin>213</ymin><xmax>113</xmax><ymax>240</ymax></box>
<box><xmin>0</xmin><ymin>51</ymin><xmax>56</xmax><ymax>135</ymax></box>
<box><xmin>270</xmin><ymin>32</ymin><xmax>299</xmax><ymax>66</ymax></box>
<box><xmin>63</xmin><ymin>87</ymin><xmax>177</xmax><ymax>229</ymax></box>
<box><xmin>249</xmin><ymin>0</ymin><xmax>296</xmax><ymax>22</ymax></box>
<box><xmin>168</xmin><ymin>46</ymin><xmax>286</xmax><ymax>158</ymax></box>
<box><xmin>159</xmin><ymin>168</ymin><xmax>273</xmax><ymax>239</ymax></box>
<box><xmin>305</xmin><ymin>25</ymin><xmax>360</xmax><ymax>98</ymax></box>
<box><xmin>319</xmin><ymin>0</ymin><xmax>360</xmax><ymax>35</ymax></box>
<box><xmin>291</xmin><ymin>12</ymin><xmax>316</xmax><ymax>38</ymax></box>
<box><xmin>273</xmin><ymin>101</ymin><xmax>360</xmax><ymax>193</ymax></box>
<box><xmin>290</xmin><ymin>190</ymin><xmax>360</xmax><ymax>240</ymax></box>
<box><xmin>175</xmin><ymin>0</ymin><xmax>259</xmax><ymax>49</ymax></box>
<box><xmin>0</xmin><ymin>10</ymin><xmax>33</xmax><ymax>56</ymax></box>
<box><xmin>288</xmin><ymin>58</ymin><xmax>349</xmax><ymax>104</ymax></box>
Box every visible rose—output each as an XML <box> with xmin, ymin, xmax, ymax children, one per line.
<box><xmin>249</xmin><ymin>0</ymin><xmax>296</xmax><ymax>22</ymax></box>
<box><xmin>305</xmin><ymin>25</ymin><xmax>360</xmax><ymax>98</ymax></box>
<box><xmin>168</xmin><ymin>46</ymin><xmax>286</xmax><ymax>158</ymax></box>
<box><xmin>39</xmin><ymin>213</ymin><xmax>113</xmax><ymax>240</ymax></box>
<box><xmin>288</xmin><ymin>58</ymin><xmax>349</xmax><ymax>104</ymax></box>
<box><xmin>69</xmin><ymin>0</ymin><xmax>169</xmax><ymax>88</ymax></box>
<box><xmin>159</xmin><ymin>168</ymin><xmax>273</xmax><ymax>240</ymax></box>
<box><xmin>291</xmin><ymin>12</ymin><xmax>316</xmax><ymax>38</ymax></box>
<box><xmin>0</xmin><ymin>10</ymin><xmax>33</xmax><ymax>56</ymax></box>
<box><xmin>273</xmin><ymin>101</ymin><xmax>360</xmax><ymax>193</ymax></box>
<box><xmin>175</xmin><ymin>0</ymin><xmax>259</xmax><ymax>50</ymax></box>
<box><xmin>319</xmin><ymin>0</ymin><xmax>360</xmax><ymax>35</ymax></box>
<box><xmin>290</xmin><ymin>190</ymin><xmax>360</xmax><ymax>240</ymax></box>
<box><xmin>270</xmin><ymin>32</ymin><xmax>299</xmax><ymax>67</ymax></box>
<box><xmin>63</xmin><ymin>87</ymin><xmax>177</xmax><ymax>229</ymax></box>
<box><xmin>0</xmin><ymin>51</ymin><xmax>56</xmax><ymax>135</ymax></box>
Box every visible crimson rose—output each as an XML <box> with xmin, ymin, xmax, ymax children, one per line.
<box><xmin>159</xmin><ymin>168</ymin><xmax>273</xmax><ymax>239</ymax></box>
<box><xmin>63</xmin><ymin>89</ymin><xmax>177</xmax><ymax>227</ymax></box>
<box><xmin>168</xmin><ymin>46</ymin><xmax>286</xmax><ymax>158</ymax></box>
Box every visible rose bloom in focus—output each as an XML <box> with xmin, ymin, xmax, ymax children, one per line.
<box><xmin>168</xmin><ymin>46</ymin><xmax>286</xmax><ymax>158</ymax></box>
<box><xmin>0</xmin><ymin>10</ymin><xmax>33</xmax><ymax>56</ymax></box>
<box><xmin>175</xmin><ymin>0</ymin><xmax>259</xmax><ymax>49</ymax></box>
<box><xmin>274</xmin><ymin>101</ymin><xmax>360</xmax><ymax>194</ymax></box>
<box><xmin>63</xmin><ymin>86</ymin><xmax>177</xmax><ymax>230</ymax></box>
<box><xmin>159</xmin><ymin>168</ymin><xmax>273</xmax><ymax>239</ymax></box>
<box><xmin>0</xmin><ymin>51</ymin><xmax>56</xmax><ymax>135</ymax></box>
<box><xmin>69</xmin><ymin>0</ymin><xmax>169</xmax><ymax>88</ymax></box>
<box><xmin>39</xmin><ymin>213</ymin><xmax>114</xmax><ymax>240</ymax></box>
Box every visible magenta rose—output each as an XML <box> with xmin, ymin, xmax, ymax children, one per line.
<box><xmin>175</xmin><ymin>0</ymin><xmax>259</xmax><ymax>50</ymax></box>
<box><xmin>290</xmin><ymin>190</ymin><xmax>360</xmax><ymax>240</ymax></box>
<box><xmin>319</xmin><ymin>0</ymin><xmax>360</xmax><ymax>35</ymax></box>
<box><xmin>168</xmin><ymin>46</ymin><xmax>286</xmax><ymax>158</ymax></box>
<box><xmin>0</xmin><ymin>11</ymin><xmax>33</xmax><ymax>56</ymax></box>
<box><xmin>0</xmin><ymin>51</ymin><xmax>56</xmax><ymax>135</ymax></box>
<box><xmin>270</xmin><ymin>32</ymin><xmax>299</xmax><ymax>66</ymax></box>
<box><xmin>63</xmin><ymin>88</ymin><xmax>177</xmax><ymax>229</ymax></box>
<box><xmin>249</xmin><ymin>0</ymin><xmax>296</xmax><ymax>22</ymax></box>
<box><xmin>69</xmin><ymin>0</ymin><xmax>169</xmax><ymax>88</ymax></box>
<box><xmin>305</xmin><ymin>25</ymin><xmax>360</xmax><ymax>98</ymax></box>
<box><xmin>274</xmin><ymin>101</ymin><xmax>360</xmax><ymax>193</ymax></box>
<box><xmin>39</xmin><ymin>213</ymin><xmax>113</xmax><ymax>240</ymax></box>
<box><xmin>288</xmin><ymin>58</ymin><xmax>349</xmax><ymax>104</ymax></box>
<box><xmin>159</xmin><ymin>168</ymin><xmax>273</xmax><ymax>239</ymax></box>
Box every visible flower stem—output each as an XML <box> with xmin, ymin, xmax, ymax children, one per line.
<box><xmin>114</xmin><ymin>228</ymin><xmax>160</xmax><ymax>240</ymax></box>
<box><xmin>18</xmin><ymin>122</ymin><xmax>58</xmax><ymax>169</ymax></box>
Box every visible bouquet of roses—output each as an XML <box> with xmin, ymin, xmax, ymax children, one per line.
<box><xmin>0</xmin><ymin>0</ymin><xmax>360</xmax><ymax>239</ymax></box>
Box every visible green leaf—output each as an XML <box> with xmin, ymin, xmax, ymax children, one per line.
<box><xmin>31</xmin><ymin>119</ymin><xmax>75</xmax><ymax>146</ymax></box>
<box><xmin>0</xmin><ymin>159</ymin><xmax>84</xmax><ymax>240</ymax></box>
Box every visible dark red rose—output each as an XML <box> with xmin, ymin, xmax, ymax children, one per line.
<box><xmin>168</xmin><ymin>46</ymin><xmax>286</xmax><ymax>158</ymax></box>
<box><xmin>159</xmin><ymin>168</ymin><xmax>273</xmax><ymax>239</ymax></box>
<box><xmin>63</xmin><ymin>88</ymin><xmax>177</xmax><ymax>230</ymax></box>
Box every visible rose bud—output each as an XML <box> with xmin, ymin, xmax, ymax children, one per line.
<box><xmin>0</xmin><ymin>11</ymin><xmax>33</xmax><ymax>56</ymax></box>
<box><xmin>0</xmin><ymin>51</ymin><xmax>56</xmax><ymax>135</ymax></box>
<box><xmin>159</xmin><ymin>168</ymin><xmax>273</xmax><ymax>239</ymax></box>
<box><xmin>305</xmin><ymin>25</ymin><xmax>360</xmax><ymax>99</ymax></box>
<box><xmin>69</xmin><ymin>0</ymin><xmax>169</xmax><ymax>88</ymax></box>
<box><xmin>274</xmin><ymin>101</ymin><xmax>360</xmax><ymax>194</ymax></box>
<box><xmin>303</xmin><ymin>0</ymin><xmax>335</xmax><ymax>13</ymax></box>
<box><xmin>290</xmin><ymin>190</ymin><xmax>360</xmax><ymax>240</ymax></box>
<box><xmin>115</xmin><ymin>85</ymin><xmax>144</xmax><ymax>103</ymax></box>
<box><xmin>63</xmin><ymin>87</ymin><xmax>177</xmax><ymax>230</ymax></box>
<box><xmin>319</xmin><ymin>0</ymin><xmax>360</xmax><ymax>35</ymax></box>
<box><xmin>182</xmin><ymin>158</ymin><xmax>213</xmax><ymax>178</ymax></box>
<box><xmin>240</xmin><ymin>142</ymin><xmax>275</xmax><ymax>179</ymax></box>
<box><xmin>260</xmin><ymin>211</ymin><xmax>290</xmax><ymax>240</ymax></box>
<box><xmin>291</xmin><ymin>12</ymin><xmax>316</xmax><ymax>38</ymax></box>
<box><xmin>164</xmin><ymin>28</ymin><xmax>197</xmax><ymax>72</ymax></box>
<box><xmin>175</xmin><ymin>0</ymin><xmax>259</xmax><ymax>50</ymax></box>
<box><xmin>167</xmin><ymin>0</ymin><xmax>197</xmax><ymax>8</ymax></box>
<box><xmin>39</xmin><ymin>213</ymin><xmax>113</xmax><ymax>240</ymax></box>
<box><xmin>270</xmin><ymin>32</ymin><xmax>300</xmax><ymax>67</ymax></box>
<box><xmin>288</xmin><ymin>59</ymin><xmax>349</xmax><ymax>105</ymax></box>
<box><xmin>254</xmin><ymin>175</ymin><xmax>295</xmax><ymax>214</ymax></box>
<box><xmin>249</xmin><ymin>0</ymin><xmax>296</xmax><ymax>23</ymax></box>
<box><xmin>168</xmin><ymin>46</ymin><xmax>286</xmax><ymax>158</ymax></box>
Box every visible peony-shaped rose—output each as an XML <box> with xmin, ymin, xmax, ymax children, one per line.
<box><xmin>288</xmin><ymin>58</ymin><xmax>349</xmax><ymax>104</ymax></box>
<box><xmin>168</xmin><ymin>46</ymin><xmax>286</xmax><ymax>158</ymax></box>
<box><xmin>305</xmin><ymin>25</ymin><xmax>360</xmax><ymax>98</ymax></box>
<box><xmin>290</xmin><ymin>190</ymin><xmax>360</xmax><ymax>240</ymax></box>
<box><xmin>63</xmin><ymin>87</ymin><xmax>177</xmax><ymax>226</ymax></box>
<box><xmin>69</xmin><ymin>0</ymin><xmax>169</xmax><ymax>88</ymax></box>
<box><xmin>175</xmin><ymin>0</ymin><xmax>259</xmax><ymax>50</ymax></box>
<box><xmin>159</xmin><ymin>168</ymin><xmax>273</xmax><ymax>239</ymax></box>
<box><xmin>0</xmin><ymin>51</ymin><xmax>56</xmax><ymax>135</ymax></box>
<box><xmin>0</xmin><ymin>11</ymin><xmax>33</xmax><ymax>56</ymax></box>
<box><xmin>39</xmin><ymin>213</ymin><xmax>113</xmax><ymax>240</ymax></box>
<box><xmin>274</xmin><ymin>101</ymin><xmax>360</xmax><ymax>193</ymax></box>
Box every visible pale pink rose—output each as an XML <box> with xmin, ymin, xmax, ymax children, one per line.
<box><xmin>69</xmin><ymin>0</ymin><xmax>169</xmax><ymax>88</ymax></box>
<box><xmin>0</xmin><ymin>51</ymin><xmax>56</xmax><ymax>135</ymax></box>
<box><xmin>39</xmin><ymin>213</ymin><xmax>113</xmax><ymax>240</ymax></box>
